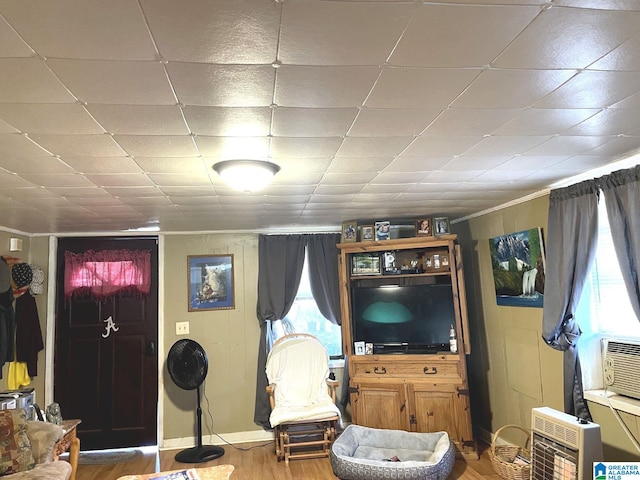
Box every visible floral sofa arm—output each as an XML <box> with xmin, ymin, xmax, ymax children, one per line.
<box><xmin>26</xmin><ymin>421</ymin><xmax>64</xmax><ymax>464</ymax></box>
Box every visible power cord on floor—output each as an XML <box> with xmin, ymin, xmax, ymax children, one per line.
<box><xmin>201</xmin><ymin>378</ymin><xmax>273</xmax><ymax>451</ymax></box>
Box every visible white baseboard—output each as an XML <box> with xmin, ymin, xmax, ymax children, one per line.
<box><xmin>160</xmin><ymin>429</ymin><xmax>274</xmax><ymax>451</ymax></box>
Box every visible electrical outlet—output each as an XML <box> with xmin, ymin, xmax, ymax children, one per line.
<box><xmin>176</xmin><ymin>321</ymin><xmax>189</xmax><ymax>335</ymax></box>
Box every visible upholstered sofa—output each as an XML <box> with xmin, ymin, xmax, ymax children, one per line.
<box><xmin>2</xmin><ymin>417</ymin><xmax>72</xmax><ymax>480</ymax></box>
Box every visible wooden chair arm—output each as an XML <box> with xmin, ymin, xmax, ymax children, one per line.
<box><xmin>326</xmin><ymin>378</ymin><xmax>339</xmax><ymax>404</ymax></box>
<box><xmin>266</xmin><ymin>384</ymin><xmax>276</xmax><ymax>410</ymax></box>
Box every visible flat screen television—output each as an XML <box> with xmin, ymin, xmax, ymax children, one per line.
<box><xmin>351</xmin><ymin>283</ymin><xmax>455</xmax><ymax>354</ymax></box>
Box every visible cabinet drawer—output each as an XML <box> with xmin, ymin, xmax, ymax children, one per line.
<box><xmin>351</xmin><ymin>360</ymin><xmax>461</xmax><ymax>380</ymax></box>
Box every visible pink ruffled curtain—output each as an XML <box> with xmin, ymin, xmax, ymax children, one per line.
<box><xmin>64</xmin><ymin>249</ymin><xmax>151</xmax><ymax>300</ymax></box>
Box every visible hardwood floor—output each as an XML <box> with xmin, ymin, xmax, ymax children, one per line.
<box><xmin>74</xmin><ymin>441</ymin><xmax>502</xmax><ymax>480</ymax></box>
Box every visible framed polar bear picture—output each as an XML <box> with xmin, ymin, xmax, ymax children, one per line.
<box><xmin>188</xmin><ymin>254</ymin><xmax>235</xmax><ymax>311</ymax></box>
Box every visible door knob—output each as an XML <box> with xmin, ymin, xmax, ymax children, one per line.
<box><xmin>142</xmin><ymin>341</ymin><xmax>155</xmax><ymax>356</ymax></box>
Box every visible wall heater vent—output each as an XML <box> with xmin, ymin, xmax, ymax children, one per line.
<box><xmin>531</xmin><ymin>407</ymin><xmax>602</xmax><ymax>480</ymax></box>
<box><xmin>604</xmin><ymin>339</ymin><xmax>640</xmax><ymax>400</ymax></box>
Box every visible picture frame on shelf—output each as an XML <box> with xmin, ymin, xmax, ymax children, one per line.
<box><xmin>341</xmin><ymin>220</ymin><xmax>358</xmax><ymax>243</ymax></box>
<box><xmin>423</xmin><ymin>250</ymin><xmax>449</xmax><ymax>272</ymax></box>
<box><xmin>374</xmin><ymin>221</ymin><xmax>391</xmax><ymax>241</ymax></box>
<box><xmin>416</xmin><ymin>218</ymin><xmax>432</xmax><ymax>237</ymax></box>
<box><xmin>434</xmin><ymin>217</ymin><xmax>450</xmax><ymax>235</ymax></box>
<box><xmin>361</xmin><ymin>225</ymin><xmax>374</xmax><ymax>242</ymax></box>
<box><xmin>188</xmin><ymin>254</ymin><xmax>235</xmax><ymax>312</ymax></box>
<box><xmin>351</xmin><ymin>253</ymin><xmax>381</xmax><ymax>276</ymax></box>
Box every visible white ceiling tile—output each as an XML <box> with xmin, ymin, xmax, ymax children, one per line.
<box><xmin>583</xmin><ymin>136</ymin><xmax>640</xmax><ymax>156</ymax></box>
<box><xmin>453</xmin><ymin>69</ymin><xmax>578</xmax><ymax>108</ymax></box>
<box><xmin>0</xmin><ymin>133</ymin><xmax>53</xmax><ymax>158</ymax></box>
<box><xmin>280</xmin><ymin>2</ymin><xmax>412</xmax><ymax>66</ymax></box>
<box><xmin>0</xmin><ymin>118</ymin><xmax>18</xmax><ymax>134</ymax></box>
<box><xmin>0</xmin><ymin>16</ymin><xmax>33</xmax><ymax>57</ymax></box>
<box><xmin>390</xmin><ymin>4</ymin><xmax>539</xmax><ymax>67</ymax></box>
<box><xmin>168</xmin><ymin>63</ymin><xmax>274</xmax><ymax>107</ymax></box>
<box><xmin>314</xmin><ymin>185</ymin><xmax>363</xmax><ymax>195</ymax></box>
<box><xmin>500</xmin><ymin>156</ymin><xmax>570</xmax><ymax>170</ymax></box>
<box><xmin>0</xmin><ymin>174</ymin><xmax>37</xmax><ymax>188</ymax></box>
<box><xmin>423</xmin><ymin>109</ymin><xmax>522</xmax><ymax>136</ymax></box>
<box><xmin>493</xmin><ymin>108</ymin><xmax>601</xmax><ymax>136</ymax></box>
<box><xmin>320</xmin><ymin>172</ymin><xmax>377</xmax><ymax>185</ymax></box>
<box><xmin>85</xmin><ymin>174</ymin><xmax>154</xmax><ymax>188</ymax></box>
<box><xmin>61</xmin><ymin>157</ymin><xmax>144</xmax><ymax>174</ymax></box>
<box><xmin>534</xmin><ymin>71</ymin><xmax>640</xmax><ymax>109</ymax></box>
<box><xmin>195</xmin><ymin>136</ymin><xmax>270</xmax><ymax>159</ymax></box>
<box><xmin>327</xmin><ymin>157</ymin><xmax>393</xmax><ymax>173</ymax></box>
<box><xmin>47</xmin><ymin>59</ymin><xmax>175</xmax><ymax>105</ymax></box>
<box><xmin>373</xmin><ymin>171</ymin><xmax>430</xmax><ymax>184</ymax></box>
<box><xmin>20</xmin><ymin>173</ymin><xmax>95</xmax><ymax>188</ymax></box>
<box><xmin>589</xmin><ymin>34</ymin><xmax>640</xmax><ymax>71</ymax></box>
<box><xmin>562</xmin><ymin>108</ymin><xmax>640</xmax><ymax>136</ymax></box>
<box><xmin>88</xmin><ymin>105</ymin><xmax>188</xmax><ymax>135</ymax></box>
<box><xmin>273</xmin><ymin>157</ymin><xmax>332</xmax><ymax>174</ymax></box>
<box><xmin>385</xmin><ymin>157</ymin><xmax>451</xmax><ymax>172</ymax></box>
<box><xmin>401</xmin><ymin>136</ymin><xmax>483</xmax><ymax>157</ymax></box>
<box><xmin>494</xmin><ymin>8</ymin><xmax>640</xmax><ymax>69</ymax></box>
<box><xmin>147</xmin><ymin>173</ymin><xmax>213</xmax><ymax>187</ymax></box>
<box><xmin>163</xmin><ymin>186</ymin><xmax>216</xmax><ymax>197</ymax></box>
<box><xmin>102</xmin><ymin>186</ymin><xmax>163</xmax><ymax>198</ymax></box>
<box><xmin>0</xmin><ymin>104</ymin><xmax>104</xmax><ymax>134</ymax></box>
<box><xmin>0</xmin><ymin>156</ymin><xmax>75</xmax><ymax>175</ymax></box>
<box><xmin>272</xmin><ymin>108</ymin><xmax>357</xmax><ymax>137</ymax></box>
<box><xmin>28</xmin><ymin>133</ymin><xmax>126</xmax><ymax>157</ymax></box>
<box><xmin>463</xmin><ymin>136</ymin><xmax>552</xmax><ymax>156</ymax></box>
<box><xmin>134</xmin><ymin>157</ymin><xmax>208</xmax><ymax>174</ymax></box>
<box><xmin>271</xmin><ymin>137</ymin><xmax>342</xmax><ymax>159</ymax></box>
<box><xmin>349</xmin><ymin>109</ymin><xmax>442</xmax><ymax>137</ymax></box>
<box><xmin>308</xmin><ymin>193</ymin><xmax>356</xmax><ymax>204</ymax></box>
<box><xmin>275</xmin><ymin>66</ymin><xmax>379</xmax><ymax>108</ymax></box>
<box><xmin>183</xmin><ymin>106</ymin><xmax>271</xmax><ymax>136</ymax></box>
<box><xmin>337</xmin><ymin>137</ymin><xmax>413</xmax><ymax>157</ymax></box>
<box><xmin>554</xmin><ymin>0</ymin><xmax>640</xmax><ymax>9</ymax></box>
<box><xmin>525</xmin><ymin>135</ymin><xmax>612</xmax><ymax>156</ymax></box>
<box><xmin>612</xmin><ymin>91</ymin><xmax>640</xmax><ymax>109</ymax></box>
<box><xmin>366</xmin><ymin>68</ymin><xmax>480</xmax><ymax>108</ymax></box>
<box><xmin>441</xmin><ymin>156</ymin><xmax>510</xmax><ymax>171</ymax></box>
<box><xmin>114</xmin><ymin>135</ymin><xmax>198</xmax><ymax>157</ymax></box>
<box><xmin>0</xmin><ymin>0</ymin><xmax>157</xmax><ymax>60</ymax></box>
<box><xmin>0</xmin><ymin>58</ymin><xmax>75</xmax><ymax>103</ymax></box>
<box><xmin>141</xmin><ymin>0</ymin><xmax>279</xmax><ymax>63</ymax></box>
<box><xmin>424</xmin><ymin>170</ymin><xmax>483</xmax><ymax>182</ymax></box>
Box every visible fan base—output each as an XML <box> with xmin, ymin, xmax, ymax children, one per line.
<box><xmin>175</xmin><ymin>446</ymin><xmax>225</xmax><ymax>463</ymax></box>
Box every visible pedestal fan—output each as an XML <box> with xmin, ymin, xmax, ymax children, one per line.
<box><xmin>167</xmin><ymin>339</ymin><xmax>225</xmax><ymax>463</ymax></box>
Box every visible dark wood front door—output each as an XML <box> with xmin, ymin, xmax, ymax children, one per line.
<box><xmin>54</xmin><ymin>237</ymin><xmax>158</xmax><ymax>450</ymax></box>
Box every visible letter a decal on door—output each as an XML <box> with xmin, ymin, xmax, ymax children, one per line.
<box><xmin>102</xmin><ymin>316</ymin><xmax>119</xmax><ymax>338</ymax></box>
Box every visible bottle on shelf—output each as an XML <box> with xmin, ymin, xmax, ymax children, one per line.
<box><xmin>449</xmin><ymin>324</ymin><xmax>458</xmax><ymax>353</ymax></box>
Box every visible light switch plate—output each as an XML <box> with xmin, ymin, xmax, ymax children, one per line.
<box><xmin>176</xmin><ymin>321</ymin><xmax>189</xmax><ymax>335</ymax></box>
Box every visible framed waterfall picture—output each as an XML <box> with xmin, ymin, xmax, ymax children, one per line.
<box><xmin>188</xmin><ymin>254</ymin><xmax>235</xmax><ymax>311</ymax></box>
<box><xmin>488</xmin><ymin>228</ymin><xmax>546</xmax><ymax>308</ymax></box>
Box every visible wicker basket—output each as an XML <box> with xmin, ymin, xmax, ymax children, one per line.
<box><xmin>489</xmin><ymin>424</ymin><xmax>531</xmax><ymax>480</ymax></box>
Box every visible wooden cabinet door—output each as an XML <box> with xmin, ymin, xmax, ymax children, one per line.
<box><xmin>351</xmin><ymin>381</ymin><xmax>409</xmax><ymax>431</ymax></box>
<box><xmin>409</xmin><ymin>383</ymin><xmax>459</xmax><ymax>437</ymax></box>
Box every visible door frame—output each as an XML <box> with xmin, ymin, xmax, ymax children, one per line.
<box><xmin>43</xmin><ymin>235</ymin><xmax>166</xmax><ymax>448</ymax></box>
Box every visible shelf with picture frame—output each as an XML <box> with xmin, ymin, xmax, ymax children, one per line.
<box><xmin>336</xmin><ymin>233</ymin><xmax>477</xmax><ymax>459</ymax></box>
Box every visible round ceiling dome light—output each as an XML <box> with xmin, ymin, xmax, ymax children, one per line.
<box><xmin>212</xmin><ymin>159</ymin><xmax>281</xmax><ymax>192</ymax></box>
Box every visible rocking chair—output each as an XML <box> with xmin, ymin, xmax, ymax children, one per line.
<box><xmin>265</xmin><ymin>333</ymin><xmax>340</xmax><ymax>464</ymax></box>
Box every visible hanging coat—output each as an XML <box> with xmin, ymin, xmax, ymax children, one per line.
<box><xmin>15</xmin><ymin>293</ymin><xmax>44</xmax><ymax>378</ymax></box>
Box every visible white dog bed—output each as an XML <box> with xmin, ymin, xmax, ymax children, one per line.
<box><xmin>330</xmin><ymin>424</ymin><xmax>455</xmax><ymax>480</ymax></box>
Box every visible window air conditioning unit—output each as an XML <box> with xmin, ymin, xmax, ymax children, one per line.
<box><xmin>603</xmin><ymin>339</ymin><xmax>640</xmax><ymax>400</ymax></box>
<box><xmin>531</xmin><ymin>407</ymin><xmax>602</xmax><ymax>480</ymax></box>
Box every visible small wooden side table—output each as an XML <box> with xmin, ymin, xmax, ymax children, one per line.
<box><xmin>117</xmin><ymin>465</ymin><xmax>235</xmax><ymax>480</ymax></box>
<box><xmin>54</xmin><ymin>419</ymin><xmax>81</xmax><ymax>480</ymax></box>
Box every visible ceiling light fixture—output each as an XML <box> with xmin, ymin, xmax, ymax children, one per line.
<box><xmin>212</xmin><ymin>159</ymin><xmax>281</xmax><ymax>192</ymax></box>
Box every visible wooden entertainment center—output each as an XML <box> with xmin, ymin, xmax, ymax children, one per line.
<box><xmin>338</xmin><ymin>234</ymin><xmax>477</xmax><ymax>459</ymax></box>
